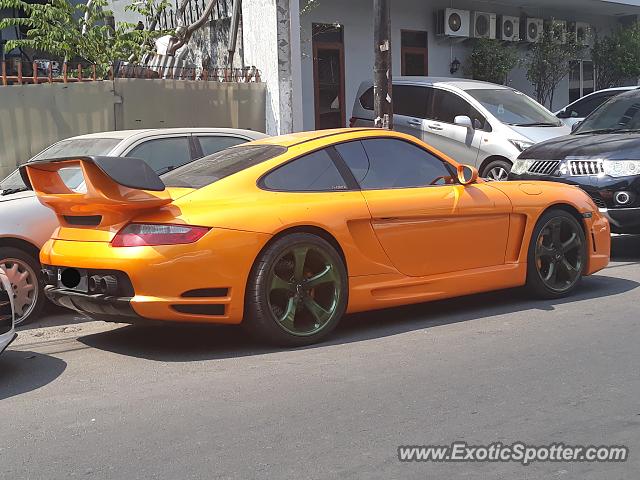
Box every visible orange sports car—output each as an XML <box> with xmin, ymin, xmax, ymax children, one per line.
<box><xmin>22</xmin><ymin>129</ymin><xmax>610</xmax><ymax>346</ymax></box>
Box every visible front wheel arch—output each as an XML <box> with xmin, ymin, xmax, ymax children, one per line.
<box><xmin>479</xmin><ymin>156</ymin><xmax>513</xmax><ymax>178</ymax></box>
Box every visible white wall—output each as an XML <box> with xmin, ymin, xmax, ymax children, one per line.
<box><xmin>299</xmin><ymin>0</ymin><xmax>627</xmax><ymax>130</ymax></box>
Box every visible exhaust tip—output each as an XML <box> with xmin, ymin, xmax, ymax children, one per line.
<box><xmin>88</xmin><ymin>275</ymin><xmax>102</xmax><ymax>293</ymax></box>
<box><xmin>98</xmin><ymin>275</ymin><xmax>118</xmax><ymax>296</ymax></box>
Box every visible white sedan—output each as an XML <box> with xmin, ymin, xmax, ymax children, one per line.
<box><xmin>0</xmin><ymin>269</ymin><xmax>16</xmax><ymax>356</ymax></box>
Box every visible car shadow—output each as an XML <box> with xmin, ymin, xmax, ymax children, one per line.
<box><xmin>78</xmin><ymin>271</ymin><xmax>638</xmax><ymax>363</ymax></box>
<box><xmin>17</xmin><ymin>304</ymin><xmax>91</xmax><ymax>332</ymax></box>
<box><xmin>0</xmin><ymin>350</ymin><xmax>67</xmax><ymax>400</ymax></box>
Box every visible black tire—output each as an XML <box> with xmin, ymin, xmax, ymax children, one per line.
<box><xmin>481</xmin><ymin>159</ymin><xmax>512</xmax><ymax>181</ymax></box>
<box><xmin>0</xmin><ymin>246</ymin><xmax>45</xmax><ymax>325</ymax></box>
<box><xmin>526</xmin><ymin>209</ymin><xmax>587</xmax><ymax>299</ymax></box>
<box><xmin>244</xmin><ymin>233</ymin><xmax>348</xmax><ymax>347</ymax></box>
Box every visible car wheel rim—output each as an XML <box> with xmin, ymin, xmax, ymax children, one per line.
<box><xmin>267</xmin><ymin>244</ymin><xmax>342</xmax><ymax>337</ymax></box>
<box><xmin>534</xmin><ymin>218</ymin><xmax>584</xmax><ymax>292</ymax></box>
<box><xmin>0</xmin><ymin>258</ymin><xmax>38</xmax><ymax>325</ymax></box>
<box><xmin>486</xmin><ymin>166</ymin><xmax>509</xmax><ymax>181</ymax></box>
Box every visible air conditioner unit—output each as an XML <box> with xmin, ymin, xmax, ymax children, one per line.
<box><xmin>571</xmin><ymin>21</ymin><xmax>592</xmax><ymax>46</ymax></box>
<box><xmin>521</xmin><ymin>17</ymin><xmax>544</xmax><ymax>43</ymax></box>
<box><xmin>473</xmin><ymin>12</ymin><xmax>497</xmax><ymax>39</ymax></box>
<box><xmin>499</xmin><ymin>15</ymin><xmax>520</xmax><ymax>42</ymax></box>
<box><xmin>436</xmin><ymin>8</ymin><xmax>471</xmax><ymax>38</ymax></box>
<box><xmin>546</xmin><ymin>19</ymin><xmax>567</xmax><ymax>44</ymax></box>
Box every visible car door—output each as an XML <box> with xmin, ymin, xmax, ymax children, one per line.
<box><xmin>123</xmin><ymin>134</ymin><xmax>195</xmax><ymax>174</ymax></box>
<box><xmin>391</xmin><ymin>85</ymin><xmax>431</xmax><ymax>140</ymax></box>
<box><xmin>421</xmin><ymin>88</ymin><xmax>486</xmax><ymax>167</ymax></box>
<box><xmin>334</xmin><ymin>138</ymin><xmax>511</xmax><ymax>278</ymax></box>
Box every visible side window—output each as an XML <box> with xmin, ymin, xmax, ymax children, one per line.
<box><xmin>570</xmin><ymin>93</ymin><xmax>614</xmax><ymax>118</ymax></box>
<box><xmin>334</xmin><ymin>141</ymin><xmax>370</xmax><ymax>184</ymax></box>
<box><xmin>394</xmin><ymin>85</ymin><xmax>431</xmax><ymax>119</ymax></box>
<box><xmin>127</xmin><ymin>137</ymin><xmax>192</xmax><ymax>173</ymax></box>
<box><xmin>344</xmin><ymin>139</ymin><xmax>454</xmax><ymax>189</ymax></box>
<box><xmin>262</xmin><ymin>149</ymin><xmax>348</xmax><ymax>191</ymax></box>
<box><xmin>360</xmin><ymin>87</ymin><xmax>374</xmax><ymax>111</ymax></box>
<box><xmin>198</xmin><ymin>136</ymin><xmax>248</xmax><ymax>157</ymax></box>
<box><xmin>432</xmin><ymin>89</ymin><xmax>487</xmax><ymax>129</ymax></box>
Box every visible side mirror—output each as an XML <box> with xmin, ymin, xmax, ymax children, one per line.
<box><xmin>556</xmin><ymin>109</ymin><xmax>567</xmax><ymax>119</ymax></box>
<box><xmin>571</xmin><ymin>121</ymin><xmax>583</xmax><ymax>133</ymax></box>
<box><xmin>457</xmin><ymin>164</ymin><xmax>479</xmax><ymax>185</ymax></box>
<box><xmin>454</xmin><ymin>115</ymin><xmax>473</xmax><ymax>129</ymax></box>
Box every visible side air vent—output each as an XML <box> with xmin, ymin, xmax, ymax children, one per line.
<box><xmin>172</xmin><ymin>304</ymin><xmax>225</xmax><ymax>316</ymax></box>
<box><xmin>63</xmin><ymin>215</ymin><xmax>102</xmax><ymax>226</ymax></box>
<box><xmin>181</xmin><ymin>288</ymin><xmax>229</xmax><ymax>298</ymax></box>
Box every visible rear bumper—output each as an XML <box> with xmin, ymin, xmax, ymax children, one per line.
<box><xmin>45</xmin><ymin>286</ymin><xmax>142</xmax><ymax>323</ymax></box>
<box><xmin>40</xmin><ymin>228</ymin><xmax>271</xmax><ymax>325</ymax></box>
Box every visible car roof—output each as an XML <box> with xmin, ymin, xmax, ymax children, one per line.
<box><xmin>358</xmin><ymin>76</ymin><xmax>512</xmax><ymax>91</ymax></box>
<box><xmin>63</xmin><ymin>128</ymin><xmax>267</xmax><ymax>141</ymax></box>
<box><xmin>251</xmin><ymin>128</ymin><xmax>380</xmax><ymax>147</ymax></box>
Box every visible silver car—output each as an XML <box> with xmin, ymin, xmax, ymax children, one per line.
<box><xmin>0</xmin><ymin>268</ymin><xmax>16</xmax><ymax>355</ymax></box>
<box><xmin>351</xmin><ymin>77</ymin><xmax>570</xmax><ymax>180</ymax></box>
<box><xmin>0</xmin><ymin>127</ymin><xmax>267</xmax><ymax>325</ymax></box>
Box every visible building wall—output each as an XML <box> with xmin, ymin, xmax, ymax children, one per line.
<box><xmin>299</xmin><ymin>0</ymin><xmax>628</xmax><ymax>131</ymax></box>
<box><xmin>242</xmin><ymin>0</ymin><xmax>301</xmax><ymax>135</ymax></box>
<box><xmin>0</xmin><ymin>79</ymin><xmax>266</xmax><ymax>178</ymax></box>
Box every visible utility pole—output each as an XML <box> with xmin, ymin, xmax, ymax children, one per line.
<box><xmin>373</xmin><ymin>0</ymin><xmax>393</xmax><ymax>129</ymax></box>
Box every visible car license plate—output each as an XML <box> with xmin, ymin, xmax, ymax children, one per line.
<box><xmin>56</xmin><ymin>268</ymin><xmax>89</xmax><ymax>293</ymax></box>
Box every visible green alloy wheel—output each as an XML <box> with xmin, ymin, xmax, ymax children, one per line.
<box><xmin>244</xmin><ymin>233</ymin><xmax>348</xmax><ymax>346</ymax></box>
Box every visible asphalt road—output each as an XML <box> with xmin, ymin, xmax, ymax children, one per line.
<box><xmin>2</xmin><ymin>235</ymin><xmax>639</xmax><ymax>479</ymax></box>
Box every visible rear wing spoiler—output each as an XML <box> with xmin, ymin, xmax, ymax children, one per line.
<box><xmin>20</xmin><ymin>156</ymin><xmax>172</xmax><ymax>225</ymax></box>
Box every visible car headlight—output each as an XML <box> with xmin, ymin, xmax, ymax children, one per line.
<box><xmin>510</xmin><ymin>159</ymin><xmax>534</xmax><ymax>175</ymax></box>
<box><xmin>509</xmin><ymin>139</ymin><xmax>535</xmax><ymax>152</ymax></box>
<box><xmin>602</xmin><ymin>160</ymin><xmax>640</xmax><ymax>177</ymax></box>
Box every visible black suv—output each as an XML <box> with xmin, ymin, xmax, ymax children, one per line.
<box><xmin>509</xmin><ymin>89</ymin><xmax>640</xmax><ymax>234</ymax></box>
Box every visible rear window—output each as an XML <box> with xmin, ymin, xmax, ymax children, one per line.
<box><xmin>32</xmin><ymin>138</ymin><xmax>121</xmax><ymax>160</ymax></box>
<box><xmin>162</xmin><ymin>144</ymin><xmax>287</xmax><ymax>189</ymax></box>
<box><xmin>360</xmin><ymin>87</ymin><xmax>374</xmax><ymax>110</ymax></box>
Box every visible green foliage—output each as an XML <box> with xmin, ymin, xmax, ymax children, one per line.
<box><xmin>0</xmin><ymin>0</ymin><xmax>172</xmax><ymax>71</ymax></box>
<box><xmin>591</xmin><ymin>22</ymin><xmax>640</xmax><ymax>90</ymax></box>
<box><xmin>465</xmin><ymin>38</ymin><xmax>519</xmax><ymax>85</ymax></box>
<box><xmin>524</xmin><ymin>21</ymin><xmax>583</xmax><ymax>109</ymax></box>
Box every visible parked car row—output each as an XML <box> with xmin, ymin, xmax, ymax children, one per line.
<box><xmin>24</xmin><ymin>129</ymin><xmax>610</xmax><ymax>346</ymax></box>
<box><xmin>0</xmin><ymin>77</ymin><xmax>637</xmax><ymax>343</ymax></box>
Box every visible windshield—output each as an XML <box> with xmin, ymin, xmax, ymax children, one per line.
<box><xmin>162</xmin><ymin>144</ymin><xmax>287</xmax><ymax>189</ymax></box>
<box><xmin>0</xmin><ymin>137</ymin><xmax>121</xmax><ymax>193</ymax></box>
<box><xmin>465</xmin><ymin>88</ymin><xmax>562</xmax><ymax>126</ymax></box>
<box><xmin>574</xmin><ymin>93</ymin><xmax>640</xmax><ymax>134</ymax></box>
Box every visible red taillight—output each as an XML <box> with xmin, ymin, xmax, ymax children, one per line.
<box><xmin>349</xmin><ymin>117</ymin><xmax>357</xmax><ymax>127</ymax></box>
<box><xmin>111</xmin><ymin>223</ymin><xmax>210</xmax><ymax>247</ymax></box>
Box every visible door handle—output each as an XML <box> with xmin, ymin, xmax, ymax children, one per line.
<box><xmin>407</xmin><ymin>119</ymin><xmax>422</xmax><ymax>127</ymax></box>
<box><xmin>427</xmin><ymin>123</ymin><xmax>443</xmax><ymax>131</ymax></box>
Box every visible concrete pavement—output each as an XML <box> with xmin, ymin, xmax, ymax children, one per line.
<box><xmin>2</xmin><ymin>235</ymin><xmax>639</xmax><ymax>479</ymax></box>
